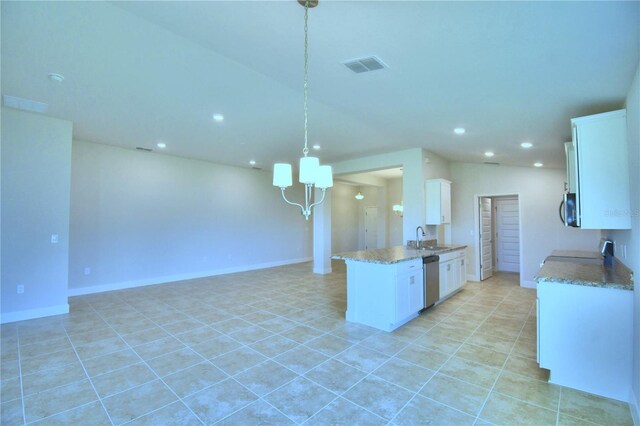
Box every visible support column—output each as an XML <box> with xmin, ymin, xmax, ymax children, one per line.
<box><xmin>313</xmin><ymin>188</ymin><xmax>332</xmax><ymax>274</ymax></box>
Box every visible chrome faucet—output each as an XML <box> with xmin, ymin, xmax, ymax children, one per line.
<box><xmin>416</xmin><ymin>226</ymin><xmax>426</xmax><ymax>249</ymax></box>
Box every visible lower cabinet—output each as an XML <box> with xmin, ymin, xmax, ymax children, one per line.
<box><xmin>345</xmin><ymin>258</ymin><xmax>424</xmax><ymax>332</ymax></box>
<box><xmin>537</xmin><ymin>280</ymin><xmax>632</xmax><ymax>401</ymax></box>
<box><xmin>396</xmin><ymin>268</ymin><xmax>424</xmax><ymax>321</ymax></box>
<box><xmin>438</xmin><ymin>249</ymin><xmax>467</xmax><ymax>301</ymax></box>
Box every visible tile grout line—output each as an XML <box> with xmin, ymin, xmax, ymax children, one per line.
<box><xmin>556</xmin><ymin>387</ymin><xmax>563</xmax><ymax>426</ymax></box>
<box><xmin>388</xmin><ymin>284</ymin><xmax>518</xmax><ymax>425</ymax></box>
<box><xmin>15</xmin><ymin>326</ymin><xmax>27</xmax><ymax>426</ymax></box>
<box><xmin>472</xmin><ymin>288</ymin><xmax>538</xmax><ymax>424</ymax></box>
<box><xmin>61</xmin><ymin>326</ymin><xmax>116</xmax><ymax>426</ymax></box>
<box><xmin>83</xmin><ymin>302</ymin><xmax>206</xmax><ymax>426</ymax></box>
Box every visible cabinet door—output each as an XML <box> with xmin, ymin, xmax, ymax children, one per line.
<box><xmin>441</xmin><ymin>181</ymin><xmax>451</xmax><ymax>224</ymax></box>
<box><xmin>456</xmin><ymin>255</ymin><xmax>467</xmax><ymax>288</ymax></box>
<box><xmin>439</xmin><ymin>261</ymin><xmax>448</xmax><ymax>298</ymax></box>
<box><xmin>396</xmin><ymin>274</ymin><xmax>410</xmax><ymax>321</ymax></box>
<box><xmin>573</xmin><ymin>110</ymin><xmax>630</xmax><ymax>229</ymax></box>
<box><xmin>536</xmin><ymin>297</ymin><xmax>540</xmax><ymax>364</ymax></box>
<box><xmin>445</xmin><ymin>261</ymin><xmax>454</xmax><ymax>293</ymax></box>
<box><xmin>408</xmin><ymin>269</ymin><xmax>424</xmax><ymax>313</ymax></box>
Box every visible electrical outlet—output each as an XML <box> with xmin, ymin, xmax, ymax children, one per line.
<box><xmin>51</xmin><ymin>234</ymin><xmax>59</xmax><ymax>244</ymax></box>
<box><xmin>84</xmin><ymin>267</ymin><xmax>91</xmax><ymax>275</ymax></box>
<box><xmin>17</xmin><ymin>285</ymin><xmax>24</xmax><ymax>294</ymax></box>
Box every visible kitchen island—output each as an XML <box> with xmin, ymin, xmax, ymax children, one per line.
<box><xmin>332</xmin><ymin>245</ymin><xmax>467</xmax><ymax>332</ymax></box>
<box><xmin>535</xmin><ymin>250</ymin><xmax>633</xmax><ymax>401</ymax></box>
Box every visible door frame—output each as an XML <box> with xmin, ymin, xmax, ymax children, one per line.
<box><xmin>472</xmin><ymin>193</ymin><xmax>523</xmax><ymax>285</ymax></box>
<box><xmin>479</xmin><ymin>196</ymin><xmax>494</xmax><ymax>281</ymax></box>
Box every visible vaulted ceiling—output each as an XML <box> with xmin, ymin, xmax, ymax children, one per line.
<box><xmin>2</xmin><ymin>1</ymin><xmax>638</xmax><ymax>170</ymax></box>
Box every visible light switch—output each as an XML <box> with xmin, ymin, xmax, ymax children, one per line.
<box><xmin>51</xmin><ymin>234</ymin><xmax>59</xmax><ymax>244</ymax></box>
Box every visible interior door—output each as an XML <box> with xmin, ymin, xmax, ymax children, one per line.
<box><xmin>496</xmin><ymin>198</ymin><xmax>520</xmax><ymax>272</ymax></box>
<box><xmin>364</xmin><ymin>207</ymin><xmax>378</xmax><ymax>250</ymax></box>
<box><xmin>480</xmin><ymin>197</ymin><xmax>493</xmax><ymax>280</ymax></box>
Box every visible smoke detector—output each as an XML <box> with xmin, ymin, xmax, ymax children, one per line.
<box><xmin>343</xmin><ymin>56</ymin><xmax>388</xmax><ymax>74</ymax></box>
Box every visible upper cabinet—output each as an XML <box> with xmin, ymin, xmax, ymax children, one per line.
<box><xmin>425</xmin><ymin>179</ymin><xmax>451</xmax><ymax>225</ymax></box>
<box><xmin>570</xmin><ymin>109</ymin><xmax>630</xmax><ymax>229</ymax></box>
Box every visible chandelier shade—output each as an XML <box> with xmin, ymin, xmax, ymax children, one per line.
<box><xmin>273</xmin><ymin>163</ymin><xmax>293</xmax><ymax>187</ymax></box>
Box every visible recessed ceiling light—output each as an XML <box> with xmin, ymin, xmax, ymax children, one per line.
<box><xmin>249</xmin><ymin>160</ymin><xmax>256</xmax><ymax>166</ymax></box>
<box><xmin>454</xmin><ymin>127</ymin><xmax>466</xmax><ymax>135</ymax></box>
<box><xmin>484</xmin><ymin>151</ymin><xmax>495</xmax><ymax>157</ymax></box>
<box><xmin>212</xmin><ymin>113</ymin><xmax>224</xmax><ymax>122</ymax></box>
<box><xmin>156</xmin><ymin>142</ymin><xmax>166</xmax><ymax>149</ymax></box>
<box><xmin>312</xmin><ymin>144</ymin><xmax>321</xmax><ymax>150</ymax></box>
<box><xmin>521</xmin><ymin>142</ymin><xmax>533</xmax><ymax>148</ymax></box>
<box><xmin>48</xmin><ymin>73</ymin><xmax>64</xmax><ymax>83</ymax></box>
<box><xmin>534</xmin><ymin>162</ymin><xmax>543</xmax><ymax>167</ymax></box>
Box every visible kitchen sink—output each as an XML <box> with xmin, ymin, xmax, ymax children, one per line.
<box><xmin>418</xmin><ymin>246</ymin><xmax>448</xmax><ymax>250</ymax></box>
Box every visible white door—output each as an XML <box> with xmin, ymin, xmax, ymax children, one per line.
<box><xmin>364</xmin><ymin>207</ymin><xmax>378</xmax><ymax>250</ymax></box>
<box><xmin>495</xmin><ymin>198</ymin><xmax>520</xmax><ymax>272</ymax></box>
<box><xmin>480</xmin><ymin>198</ymin><xmax>493</xmax><ymax>280</ymax></box>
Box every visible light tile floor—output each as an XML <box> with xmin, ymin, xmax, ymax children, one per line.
<box><xmin>0</xmin><ymin>262</ymin><xmax>634</xmax><ymax>425</ymax></box>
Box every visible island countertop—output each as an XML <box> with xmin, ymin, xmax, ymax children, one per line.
<box><xmin>535</xmin><ymin>256</ymin><xmax>633</xmax><ymax>291</ymax></box>
<box><xmin>332</xmin><ymin>245</ymin><xmax>467</xmax><ymax>264</ymax></box>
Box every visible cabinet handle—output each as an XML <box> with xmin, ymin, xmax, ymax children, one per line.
<box><xmin>447</xmin><ymin>264</ymin><xmax>451</xmax><ymax>271</ymax></box>
<box><xmin>461</xmin><ymin>260</ymin><xmax>464</xmax><ymax>266</ymax></box>
<box><xmin>442</xmin><ymin>215</ymin><xmax>445</xmax><ymax>222</ymax></box>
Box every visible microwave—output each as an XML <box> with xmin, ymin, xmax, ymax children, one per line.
<box><xmin>560</xmin><ymin>193</ymin><xmax>578</xmax><ymax>227</ymax></box>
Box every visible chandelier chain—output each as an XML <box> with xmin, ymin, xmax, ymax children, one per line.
<box><xmin>303</xmin><ymin>0</ymin><xmax>309</xmax><ymax>157</ymax></box>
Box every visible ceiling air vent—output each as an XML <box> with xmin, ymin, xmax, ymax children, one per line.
<box><xmin>2</xmin><ymin>94</ymin><xmax>48</xmax><ymax>113</ymax></box>
<box><xmin>136</xmin><ymin>147</ymin><xmax>153</xmax><ymax>152</ymax></box>
<box><xmin>343</xmin><ymin>56</ymin><xmax>388</xmax><ymax>74</ymax></box>
<box><xmin>483</xmin><ymin>162</ymin><xmax>500</xmax><ymax>166</ymax></box>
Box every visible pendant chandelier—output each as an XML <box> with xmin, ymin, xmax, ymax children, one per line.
<box><xmin>355</xmin><ymin>187</ymin><xmax>364</xmax><ymax>200</ymax></box>
<box><xmin>272</xmin><ymin>0</ymin><xmax>333</xmax><ymax>220</ymax></box>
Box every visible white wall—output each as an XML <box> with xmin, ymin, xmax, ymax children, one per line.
<box><xmin>356</xmin><ymin>186</ymin><xmax>379</xmax><ymax>250</ymax></box>
<box><xmin>387</xmin><ymin>178</ymin><xmax>404</xmax><ymax>246</ymax></box>
<box><xmin>603</xmin><ymin>63</ymin><xmax>639</xmax><ymax>413</ymax></box>
<box><xmin>1</xmin><ymin>108</ymin><xmax>72</xmax><ymax>322</ymax></box>
<box><xmin>69</xmin><ymin>140</ymin><xmax>312</xmax><ymax>294</ymax></box>
<box><xmin>450</xmin><ymin>162</ymin><xmax>602</xmax><ymax>286</ymax></box>
<box><xmin>331</xmin><ymin>148</ymin><xmax>450</xmax><ymax>244</ymax></box>
<box><xmin>331</xmin><ymin>183</ymin><xmax>359</xmax><ymax>253</ymax></box>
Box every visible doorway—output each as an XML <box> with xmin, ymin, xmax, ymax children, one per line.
<box><xmin>477</xmin><ymin>195</ymin><xmax>521</xmax><ymax>281</ymax></box>
<box><xmin>364</xmin><ymin>207</ymin><xmax>378</xmax><ymax>250</ymax></box>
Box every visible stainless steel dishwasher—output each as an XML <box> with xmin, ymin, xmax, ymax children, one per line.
<box><xmin>423</xmin><ymin>255</ymin><xmax>439</xmax><ymax>309</ymax></box>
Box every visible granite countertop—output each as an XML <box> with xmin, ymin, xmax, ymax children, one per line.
<box><xmin>332</xmin><ymin>245</ymin><xmax>467</xmax><ymax>264</ymax></box>
<box><xmin>536</xmin><ymin>255</ymin><xmax>633</xmax><ymax>291</ymax></box>
<box><xmin>550</xmin><ymin>250</ymin><xmax>601</xmax><ymax>259</ymax></box>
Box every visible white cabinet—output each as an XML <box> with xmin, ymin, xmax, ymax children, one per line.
<box><xmin>569</xmin><ymin>109</ymin><xmax>630</xmax><ymax>229</ymax></box>
<box><xmin>437</xmin><ymin>249</ymin><xmax>466</xmax><ymax>301</ymax></box>
<box><xmin>537</xmin><ymin>281</ymin><xmax>632</xmax><ymax>401</ymax></box>
<box><xmin>396</xmin><ymin>267</ymin><xmax>424</xmax><ymax>322</ymax></box>
<box><xmin>425</xmin><ymin>179</ymin><xmax>451</xmax><ymax>225</ymax></box>
<box><xmin>456</xmin><ymin>256</ymin><xmax>467</xmax><ymax>287</ymax></box>
<box><xmin>345</xmin><ymin>258</ymin><xmax>423</xmax><ymax>332</ymax></box>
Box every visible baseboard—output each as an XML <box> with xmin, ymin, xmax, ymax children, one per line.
<box><xmin>68</xmin><ymin>257</ymin><xmax>313</xmax><ymax>297</ymax></box>
<box><xmin>522</xmin><ymin>280</ymin><xmax>537</xmax><ymax>289</ymax></box>
<box><xmin>631</xmin><ymin>387</ymin><xmax>639</xmax><ymax>426</ymax></box>
<box><xmin>1</xmin><ymin>303</ymin><xmax>69</xmax><ymax>324</ymax></box>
